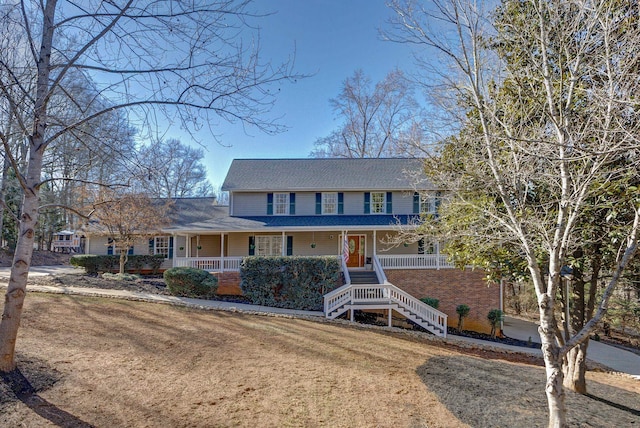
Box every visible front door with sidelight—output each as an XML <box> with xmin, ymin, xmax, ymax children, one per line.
<box><xmin>345</xmin><ymin>235</ymin><xmax>365</xmax><ymax>268</ymax></box>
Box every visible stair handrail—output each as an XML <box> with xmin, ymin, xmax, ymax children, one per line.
<box><xmin>386</xmin><ymin>283</ymin><xmax>448</xmax><ymax>337</ymax></box>
<box><xmin>372</xmin><ymin>254</ymin><xmax>388</xmax><ymax>285</ymax></box>
<box><xmin>339</xmin><ymin>255</ymin><xmax>351</xmax><ymax>285</ymax></box>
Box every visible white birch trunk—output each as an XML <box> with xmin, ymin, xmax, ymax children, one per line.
<box><xmin>0</xmin><ymin>0</ymin><xmax>56</xmax><ymax>373</ymax></box>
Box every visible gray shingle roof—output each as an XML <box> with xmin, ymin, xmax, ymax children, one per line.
<box><xmin>221</xmin><ymin>158</ymin><xmax>433</xmax><ymax>191</ymax></box>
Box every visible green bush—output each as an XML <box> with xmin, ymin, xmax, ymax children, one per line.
<box><xmin>70</xmin><ymin>254</ymin><xmax>164</xmax><ymax>274</ymax></box>
<box><xmin>240</xmin><ymin>256</ymin><xmax>341</xmax><ymax>310</ymax></box>
<box><xmin>102</xmin><ymin>272</ymin><xmax>140</xmax><ymax>281</ymax></box>
<box><xmin>163</xmin><ymin>267</ymin><xmax>218</xmax><ymax>298</ymax></box>
<box><xmin>487</xmin><ymin>309</ymin><xmax>504</xmax><ymax>338</ymax></box>
<box><xmin>420</xmin><ymin>297</ymin><xmax>439</xmax><ymax>309</ymax></box>
<box><xmin>456</xmin><ymin>304</ymin><xmax>471</xmax><ymax>332</ymax></box>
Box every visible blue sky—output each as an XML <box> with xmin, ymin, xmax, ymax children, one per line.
<box><xmin>165</xmin><ymin>0</ymin><xmax>420</xmax><ymax>188</ymax></box>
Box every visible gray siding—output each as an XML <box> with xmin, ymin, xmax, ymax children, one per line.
<box><xmin>232</xmin><ymin>192</ymin><xmax>268</xmax><ymax>216</ymax></box>
<box><xmin>229</xmin><ymin>191</ymin><xmax>418</xmax><ymax>217</ymax></box>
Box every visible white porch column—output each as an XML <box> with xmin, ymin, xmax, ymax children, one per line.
<box><xmin>186</xmin><ymin>234</ymin><xmax>191</xmax><ymax>258</ymax></box>
<box><xmin>220</xmin><ymin>233</ymin><xmax>225</xmax><ymax>271</ymax></box>
<box><xmin>281</xmin><ymin>231</ymin><xmax>286</xmax><ymax>256</ymax></box>
<box><xmin>172</xmin><ymin>233</ymin><xmax>177</xmax><ymax>267</ymax></box>
<box><xmin>373</xmin><ymin>230</ymin><xmax>377</xmax><ymax>256</ymax></box>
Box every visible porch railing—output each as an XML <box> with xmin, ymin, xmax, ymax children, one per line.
<box><xmin>173</xmin><ymin>257</ymin><xmax>242</xmax><ymax>271</ymax></box>
<box><xmin>377</xmin><ymin>254</ymin><xmax>455</xmax><ymax>270</ymax></box>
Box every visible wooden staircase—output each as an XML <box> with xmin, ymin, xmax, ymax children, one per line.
<box><xmin>323</xmin><ymin>277</ymin><xmax>448</xmax><ymax>338</ymax></box>
<box><xmin>348</xmin><ymin>270</ymin><xmax>380</xmax><ymax>284</ymax></box>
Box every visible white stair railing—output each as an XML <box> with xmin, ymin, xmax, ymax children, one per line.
<box><xmin>323</xmin><ymin>282</ymin><xmax>448</xmax><ymax>337</ymax></box>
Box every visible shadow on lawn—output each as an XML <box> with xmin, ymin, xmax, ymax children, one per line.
<box><xmin>1</xmin><ymin>368</ymin><xmax>94</xmax><ymax>428</ymax></box>
<box><xmin>417</xmin><ymin>355</ymin><xmax>640</xmax><ymax>428</ymax></box>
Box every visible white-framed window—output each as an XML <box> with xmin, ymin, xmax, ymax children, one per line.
<box><xmin>255</xmin><ymin>235</ymin><xmax>283</xmax><ymax>256</ymax></box>
<box><xmin>108</xmin><ymin>238</ymin><xmax>133</xmax><ymax>255</ymax></box>
<box><xmin>274</xmin><ymin>193</ymin><xmax>289</xmax><ymax>215</ymax></box>
<box><xmin>371</xmin><ymin>192</ymin><xmax>386</xmax><ymax>214</ymax></box>
<box><xmin>421</xmin><ymin>192</ymin><xmax>442</xmax><ymax>214</ymax></box>
<box><xmin>322</xmin><ymin>192</ymin><xmax>338</xmax><ymax>214</ymax></box>
<box><xmin>421</xmin><ymin>197</ymin><xmax>435</xmax><ymax>214</ymax></box>
<box><xmin>153</xmin><ymin>236</ymin><xmax>170</xmax><ymax>258</ymax></box>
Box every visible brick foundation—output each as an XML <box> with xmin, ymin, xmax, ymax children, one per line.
<box><xmin>212</xmin><ymin>271</ymin><xmax>242</xmax><ymax>296</ymax></box>
<box><xmin>385</xmin><ymin>269</ymin><xmax>501</xmax><ymax>335</ymax></box>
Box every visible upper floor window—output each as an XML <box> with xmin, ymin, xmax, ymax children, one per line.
<box><xmin>274</xmin><ymin>193</ymin><xmax>289</xmax><ymax>215</ymax></box>
<box><xmin>414</xmin><ymin>191</ymin><xmax>442</xmax><ymax>214</ymax></box>
<box><xmin>322</xmin><ymin>192</ymin><xmax>337</xmax><ymax>214</ymax></box>
<box><xmin>267</xmin><ymin>192</ymin><xmax>295</xmax><ymax>215</ymax></box>
<box><xmin>371</xmin><ymin>192</ymin><xmax>386</xmax><ymax>214</ymax></box>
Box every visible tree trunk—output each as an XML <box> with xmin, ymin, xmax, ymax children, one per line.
<box><xmin>538</xmin><ymin>293</ymin><xmax>567</xmax><ymax>427</ymax></box>
<box><xmin>119</xmin><ymin>249</ymin><xmax>127</xmax><ymax>275</ymax></box>
<box><xmin>563</xmin><ymin>340</ymin><xmax>588</xmax><ymax>394</ymax></box>
<box><xmin>0</xmin><ymin>0</ymin><xmax>56</xmax><ymax>373</ymax></box>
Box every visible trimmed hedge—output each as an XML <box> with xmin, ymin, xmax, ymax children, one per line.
<box><xmin>420</xmin><ymin>297</ymin><xmax>440</xmax><ymax>309</ymax></box>
<box><xmin>240</xmin><ymin>256</ymin><xmax>342</xmax><ymax>311</ymax></box>
<box><xmin>70</xmin><ymin>254</ymin><xmax>165</xmax><ymax>274</ymax></box>
<box><xmin>163</xmin><ymin>267</ymin><xmax>218</xmax><ymax>298</ymax></box>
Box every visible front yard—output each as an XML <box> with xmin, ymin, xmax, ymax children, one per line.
<box><xmin>1</xmin><ymin>293</ymin><xmax>638</xmax><ymax>427</ymax></box>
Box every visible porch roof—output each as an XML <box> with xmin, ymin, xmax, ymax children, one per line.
<box><xmin>164</xmin><ymin>212</ymin><xmax>420</xmax><ymax>233</ymax></box>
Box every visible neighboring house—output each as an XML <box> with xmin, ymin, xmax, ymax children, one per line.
<box><xmin>51</xmin><ymin>230</ymin><xmax>85</xmax><ymax>253</ymax></box>
<box><xmin>83</xmin><ymin>158</ymin><xmax>502</xmax><ymax>336</ymax></box>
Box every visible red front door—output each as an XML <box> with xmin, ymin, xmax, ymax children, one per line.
<box><xmin>346</xmin><ymin>235</ymin><xmax>364</xmax><ymax>268</ymax></box>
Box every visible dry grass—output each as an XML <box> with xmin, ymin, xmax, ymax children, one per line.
<box><xmin>1</xmin><ymin>293</ymin><xmax>639</xmax><ymax>427</ymax></box>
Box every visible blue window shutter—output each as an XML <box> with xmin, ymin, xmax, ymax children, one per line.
<box><xmin>364</xmin><ymin>192</ymin><xmax>370</xmax><ymax>214</ymax></box>
<box><xmin>149</xmin><ymin>238</ymin><xmax>154</xmax><ymax>255</ymax></box>
<box><xmin>168</xmin><ymin>237</ymin><xmax>174</xmax><ymax>258</ymax></box>
<box><xmin>267</xmin><ymin>193</ymin><xmax>273</xmax><ymax>215</ymax></box>
<box><xmin>107</xmin><ymin>238</ymin><xmax>113</xmax><ymax>255</ymax></box>
<box><xmin>289</xmin><ymin>193</ymin><xmax>295</xmax><ymax>215</ymax></box>
<box><xmin>315</xmin><ymin>193</ymin><xmax>322</xmax><ymax>215</ymax></box>
<box><xmin>413</xmin><ymin>192</ymin><xmax>420</xmax><ymax>214</ymax></box>
<box><xmin>249</xmin><ymin>236</ymin><xmax>255</xmax><ymax>256</ymax></box>
<box><xmin>386</xmin><ymin>192</ymin><xmax>393</xmax><ymax>214</ymax></box>
<box><xmin>286</xmin><ymin>236</ymin><xmax>293</xmax><ymax>256</ymax></box>
<box><xmin>128</xmin><ymin>246</ymin><xmax>134</xmax><ymax>255</ymax></box>
<box><xmin>338</xmin><ymin>192</ymin><xmax>344</xmax><ymax>215</ymax></box>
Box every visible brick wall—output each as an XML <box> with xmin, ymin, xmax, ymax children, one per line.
<box><xmin>385</xmin><ymin>269</ymin><xmax>501</xmax><ymax>335</ymax></box>
<box><xmin>212</xmin><ymin>272</ymin><xmax>242</xmax><ymax>296</ymax></box>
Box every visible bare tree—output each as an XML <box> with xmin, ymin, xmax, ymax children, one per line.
<box><xmin>386</xmin><ymin>0</ymin><xmax>640</xmax><ymax>426</ymax></box>
<box><xmin>310</xmin><ymin>69</ymin><xmax>422</xmax><ymax>158</ymax></box>
<box><xmin>137</xmin><ymin>138</ymin><xmax>213</xmax><ymax>199</ymax></box>
<box><xmin>88</xmin><ymin>190</ymin><xmax>171</xmax><ymax>275</ymax></box>
<box><xmin>0</xmin><ymin>0</ymin><xmax>300</xmax><ymax>372</ymax></box>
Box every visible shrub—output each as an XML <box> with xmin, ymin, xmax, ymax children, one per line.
<box><xmin>487</xmin><ymin>309</ymin><xmax>504</xmax><ymax>338</ymax></box>
<box><xmin>70</xmin><ymin>254</ymin><xmax>165</xmax><ymax>274</ymax></box>
<box><xmin>240</xmin><ymin>256</ymin><xmax>341</xmax><ymax>310</ymax></box>
<box><xmin>456</xmin><ymin>304</ymin><xmax>470</xmax><ymax>332</ymax></box>
<box><xmin>420</xmin><ymin>297</ymin><xmax>439</xmax><ymax>309</ymax></box>
<box><xmin>163</xmin><ymin>267</ymin><xmax>218</xmax><ymax>298</ymax></box>
<box><xmin>102</xmin><ymin>272</ymin><xmax>140</xmax><ymax>281</ymax></box>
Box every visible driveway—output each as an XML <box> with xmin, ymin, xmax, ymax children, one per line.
<box><xmin>504</xmin><ymin>316</ymin><xmax>640</xmax><ymax>379</ymax></box>
<box><xmin>0</xmin><ymin>265</ymin><xmax>80</xmax><ymax>279</ymax></box>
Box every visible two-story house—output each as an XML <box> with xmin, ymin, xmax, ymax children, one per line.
<box><xmin>83</xmin><ymin>158</ymin><xmax>501</xmax><ymax>335</ymax></box>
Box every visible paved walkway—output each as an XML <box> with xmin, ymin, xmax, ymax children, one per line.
<box><xmin>0</xmin><ymin>266</ymin><xmax>638</xmax><ymax>379</ymax></box>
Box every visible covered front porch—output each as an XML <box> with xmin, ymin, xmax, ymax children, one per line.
<box><xmin>171</xmin><ymin>229</ymin><xmax>454</xmax><ymax>272</ymax></box>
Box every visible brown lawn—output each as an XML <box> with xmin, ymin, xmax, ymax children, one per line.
<box><xmin>1</xmin><ymin>293</ymin><xmax>638</xmax><ymax>427</ymax></box>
